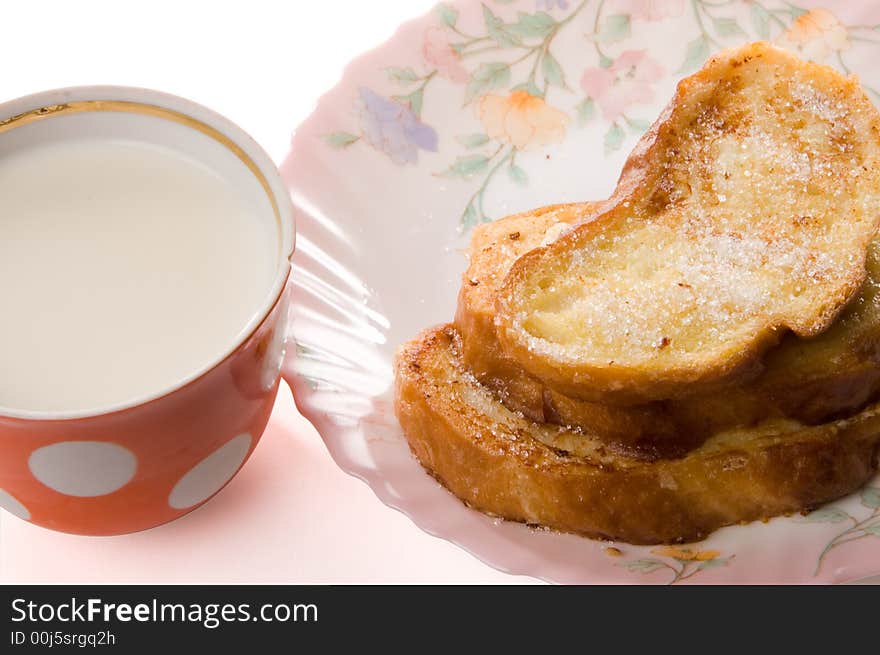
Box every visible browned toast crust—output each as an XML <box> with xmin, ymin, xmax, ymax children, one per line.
<box><xmin>394</xmin><ymin>326</ymin><xmax>880</xmax><ymax>545</ymax></box>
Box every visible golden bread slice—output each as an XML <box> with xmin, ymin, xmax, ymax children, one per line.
<box><xmin>495</xmin><ymin>42</ymin><xmax>880</xmax><ymax>404</ymax></box>
<box><xmin>458</xmin><ymin>207</ymin><xmax>880</xmax><ymax>458</ymax></box>
<box><xmin>456</xmin><ymin>203</ymin><xmax>707</xmax><ymax>460</ymax></box>
<box><xmin>394</xmin><ymin>325</ymin><xmax>880</xmax><ymax>544</ymax></box>
<box><xmin>758</xmin><ymin>242</ymin><xmax>880</xmax><ymax>422</ymax></box>
<box><xmin>456</xmin><ymin>203</ymin><xmax>590</xmax><ymax>423</ymax></box>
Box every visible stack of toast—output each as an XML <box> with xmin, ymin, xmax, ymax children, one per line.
<box><xmin>394</xmin><ymin>42</ymin><xmax>880</xmax><ymax>545</ymax></box>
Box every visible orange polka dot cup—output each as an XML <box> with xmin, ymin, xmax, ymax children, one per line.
<box><xmin>0</xmin><ymin>87</ymin><xmax>295</xmax><ymax>535</ymax></box>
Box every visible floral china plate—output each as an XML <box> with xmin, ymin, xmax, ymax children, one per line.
<box><xmin>280</xmin><ymin>0</ymin><xmax>880</xmax><ymax>584</ymax></box>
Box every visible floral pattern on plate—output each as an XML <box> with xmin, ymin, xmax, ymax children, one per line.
<box><xmin>324</xmin><ymin>0</ymin><xmax>880</xmax><ymax>228</ymax></box>
<box><xmin>283</xmin><ymin>0</ymin><xmax>880</xmax><ymax>584</ymax></box>
<box><xmin>620</xmin><ymin>546</ymin><xmax>734</xmax><ymax>585</ymax></box>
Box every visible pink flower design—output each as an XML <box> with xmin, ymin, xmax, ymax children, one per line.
<box><xmin>580</xmin><ymin>50</ymin><xmax>664</xmax><ymax>122</ymax></box>
<box><xmin>615</xmin><ymin>0</ymin><xmax>685</xmax><ymax>21</ymax></box>
<box><xmin>423</xmin><ymin>27</ymin><xmax>468</xmax><ymax>84</ymax></box>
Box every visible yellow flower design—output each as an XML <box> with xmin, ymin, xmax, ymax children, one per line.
<box><xmin>777</xmin><ymin>8</ymin><xmax>850</xmax><ymax>62</ymax></box>
<box><xmin>624</xmin><ymin>547</ymin><xmax>731</xmax><ymax>583</ymax></box>
<box><xmin>650</xmin><ymin>546</ymin><xmax>720</xmax><ymax>561</ymax></box>
<box><xmin>478</xmin><ymin>91</ymin><xmax>569</xmax><ymax>151</ymax></box>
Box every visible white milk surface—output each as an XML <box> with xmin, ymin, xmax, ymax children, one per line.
<box><xmin>0</xmin><ymin>137</ymin><xmax>278</xmax><ymax>413</ymax></box>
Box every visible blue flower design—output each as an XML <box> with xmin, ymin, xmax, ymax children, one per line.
<box><xmin>537</xmin><ymin>0</ymin><xmax>569</xmax><ymax>10</ymax></box>
<box><xmin>357</xmin><ymin>87</ymin><xmax>438</xmax><ymax>165</ymax></box>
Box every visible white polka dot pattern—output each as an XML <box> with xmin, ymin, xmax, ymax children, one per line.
<box><xmin>168</xmin><ymin>433</ymin><xmax>252</xmax><ymax>510</ymax></box>
<box><xmin>28</xmin><ymin>441</ymin><xmax>137</xmax><ymax>497</ymax></box>
<box><xmin>0</xmin><ymin>488</ymin><xmax>30</xmax><ymax>520</ymax></box>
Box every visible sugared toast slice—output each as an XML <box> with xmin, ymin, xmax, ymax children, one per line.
<box><xmin>394</xmin><ymin>326</ymin><xmax>880</xmax><ymax>544</ymax></box>
<box><xmin>456</xmin><ymin>203</ymin><xmax>709</xmax><ymax>459</ymax></box>
<box><xmin>458</xmin><ymin>207</ymin><xmax>880</xmax><ymax>457</ymax></box>
<box><xmin>456</xmin><ymin>203</ymin><xmax>591</xmax><ymax>423</ymax></box>
<box><xmin>496</xmin><ymin>43</ymin><xmax>880</xmax><ymax>403</ymax></box>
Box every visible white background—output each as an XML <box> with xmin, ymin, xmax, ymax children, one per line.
<box><xmin>0</xmin><ymin>0</ymin><xmax>535</xmax><ymax>584</ymax></box>
<box><xmin>1</xmin><ymin>0</ymin><xmax>437</xmax><ymax>165</ymax></box>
